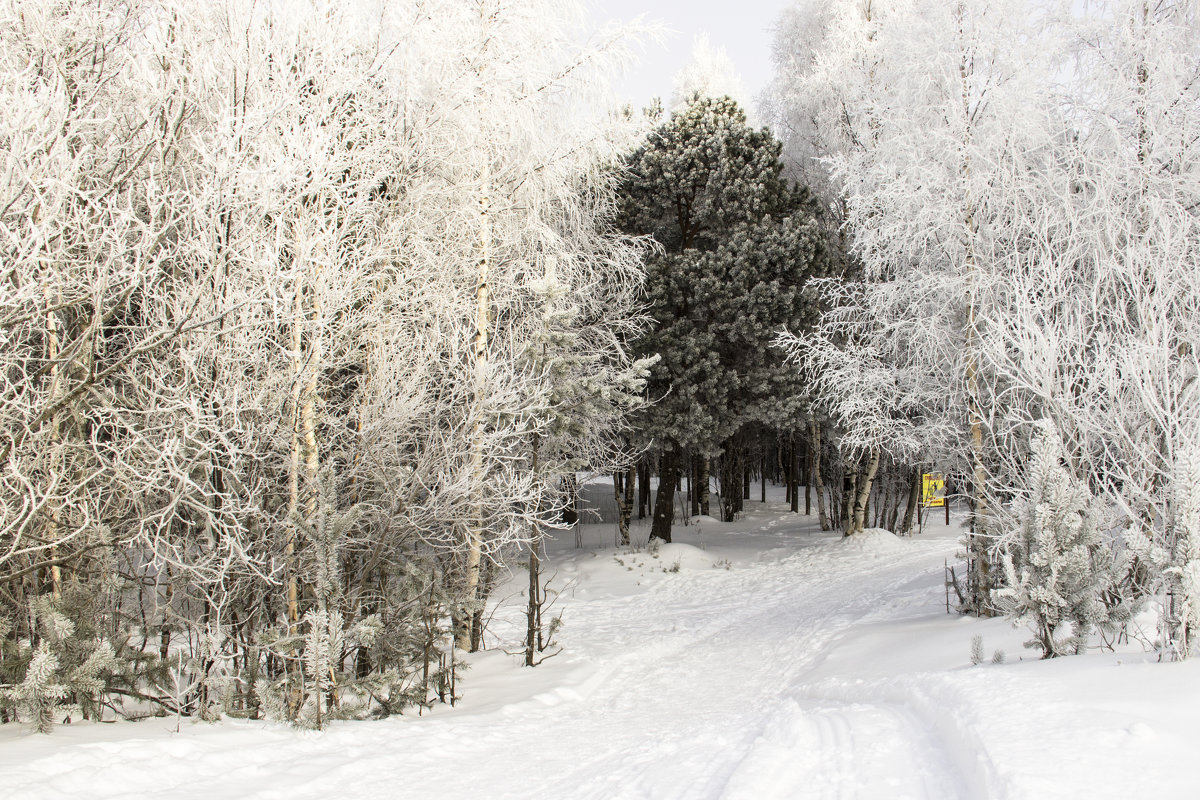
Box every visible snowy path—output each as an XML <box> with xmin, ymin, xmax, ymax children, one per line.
<box><xmin>478</xmin><ymin>529</ymin><xmax>967</xmax><ymax>800</ymax></box>
<box><xmin>5</xmin><ymin>502</ymin><xmax>1200</xmax><ymax>799</ymax></box>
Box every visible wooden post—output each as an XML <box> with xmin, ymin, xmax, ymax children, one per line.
<box><xmin>945</xmin><ymin>560</ymin><xmax>950</xmax><ymax>615</ymax></box>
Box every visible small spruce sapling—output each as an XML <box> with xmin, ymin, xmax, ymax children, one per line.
<box><xmin>994</xmin><ymin>422</ymin><xmax>1112</xmax><ymax>658</ymax></box>
<box><xmin>1166</xmin><ymin>448</ymin><xmax>1200</xmax><ymax>657</ymax></box>
<box><xmin>0</xmin><ymin>596</ymin><xmax>118</xmax><ymax>732</ymax></box>
<box><xmin>970</xmin><ymin>634</ymin><xmax>985</xmax><ymax>665</ymax></box>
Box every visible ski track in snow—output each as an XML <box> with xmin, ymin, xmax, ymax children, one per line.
<box><xmin>9</xmin><ymin>502</ymin><xmax>1196</xmax><ymax>799</ymax></box>
<box><xmin>523</xmin><ymin>548</ymin><xmax>962</xmax><ymax>800</ymax></box>
<box><xmin>399</xmin><ymin>528</ymin><xmax>968</xmax><ymax>800</ymax></box>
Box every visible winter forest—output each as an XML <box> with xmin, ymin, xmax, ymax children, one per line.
<box><xmin>2</xmin><ymin>0</ymin><xmax>1199</xmax><ymax>797</ymax></box>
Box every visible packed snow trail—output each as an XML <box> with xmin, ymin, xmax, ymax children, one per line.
<box><xmin>462</xmin><ymin>527</ymin><xmax>968</xmax><ymax>800</ymax></box>
<box><xmin>4</xmin><ymin>500</ymin><xmax>1200</xmax><ymax>798</ymax></box>
<box><xmin>0</xmin><ymin>506</ymin><xmax>968</xmax><ymax>799</ymax></box>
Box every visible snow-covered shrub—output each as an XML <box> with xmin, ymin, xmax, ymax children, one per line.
<box><xmin>994</xmin><ymin>423</ymin><xmax>1112</xmax><ymax>658</ymax></box>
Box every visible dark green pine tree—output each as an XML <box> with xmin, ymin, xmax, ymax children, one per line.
<box><xmin>619</xmin><ymin>95</ymin><xmax>828</xmax><ymax>542</ymax></box>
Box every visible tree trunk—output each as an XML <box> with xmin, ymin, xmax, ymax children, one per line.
<box><xmin>525</xmin><ymin>541</ymin><xmax>540</xmax><ymax>666</ymax></box>
<box><xmin>720</xmin><ymin>452</ymin><xmax>737</xmax><ymax>522</ymax></box>
<box><xmin>809</xmin><ymin>418</ymin><xmax>829</xmax><ymax>530</ymax></box>
<box><xmin>789</xmin><ymin>435</ymin><xmax>800</xmax><ymax>514</ymax></box>
<box><xmin>638</xmin><ymin>460</ymin><xmax>650</xmax><ymax>519</ymax></box>
<box><xmin>625</xmin><ymin>464</ymin><xmax>636</xmax><ymax>528</ymax></box>
<box><xmin>760</xmin><ymin>448</ymin><xmax>767</xmax><ymax>503</ymax></box>
<box><xmin>285</xmin><ymin>276</ymin><xmax>305</xmax><ymax>631</ymax></box>
<box><xmin>650</xmin><ymin>448</ymin><xmax>678</xmax><ymax>543</ymax></box>
<box><xmin>613</xmin><ymin>470</ymin><xmax>631</xmax><ymax>546</ymax></box>
<box><xmin>689</xmin><ymin>454</ymin><xmax>699</xmax><ymax>517</ymax></box>
<box><xmin>959</xmin><ymin>44</ymin><xmax>994</xmax><ymax>616</ymax></box>
<box><xmin>888</xmin><ymin>473</ymin><xmax>903</xmax><ymax>532</ymax></box>
<box><xmin>461</xmin><ymin>164</ymin><xmax>492</xmax><ymax>650</ymax></box>
<box><xmin>698</xmin><ymin>456</ymin><xmax>710</xmax><ymax>517</ymax></box>
<box><xmin>470</xmin><ymin>553</ymin><xmax>489</xmax><ymax>652</ymax></box>
<box><xmin>873</xmin><ymin>469</ymin><xmax>886</xmax><ymax>529</ymax></box>
<box><xmin>300</xmin><ymin>266</ymin><xmax>323</xmax><ymax>532</ymax></box>
<box><xmin>901</xmin><ymin>468</ymin><xmax>921</xmax><ymax>535</ymax></box>
<box><xmin>841</xmin><ymin>467</ymin><xmax>857</xmax><ymax>534</ymax></box>
<box><xmin>561</xmin><ymin>473</ymin><xmax>578</xmax><ymax>525</ymax></box>
<box><xmin>966</xmin><ymin>324</ymin><xmax>992</xmax><ymax>609</ymax></box>
<box><xmin>784</xmin><ymin>439</ymin><xmax>793</xmax><ymax>506</ymax></box>
<box><xmin>804</xmin><ymin>441</ymin><xmax>812</xmax><ymax>516</ymax></box>
<box><xmin>41</xmin><ymin>278</ymin><xmax>64</xmax><ymax>597</ymax></box>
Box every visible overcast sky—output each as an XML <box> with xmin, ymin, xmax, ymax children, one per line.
<box><xmin>589</xmin><ymin>0</ymin><xmax>794</xmax><ymax>113</ymax></box>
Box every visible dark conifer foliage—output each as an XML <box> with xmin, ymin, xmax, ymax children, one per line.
<box><xmin>619</xmin><ymin>96</ymin><xmax>829</xmax><ymax>541</ymax></box>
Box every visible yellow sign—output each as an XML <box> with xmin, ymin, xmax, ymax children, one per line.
<box><xmin>922</xmin><ymin>473</ymin><xmax>945</xmax><ymax>507</ymax></box>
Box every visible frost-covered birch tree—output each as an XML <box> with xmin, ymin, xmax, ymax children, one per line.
<box><xmin>767</xmin><ymin>0</ymin><xmax>1062</xmax><ymax>602</ymax></box>
<box><xmin>1</xmin><ymin>0</ymin><xmax>657</xmax><ymax>728</ymax></box>
<box><xmin>363</xmin><ymin>0</ymin><xmax>654</xmax><ymax>651</ymax></box>
<box><xmin>1010</xmin><ymin>0</ymin><xmax>1200</xmax><ymax>656</ymax></box>
<box><xmin>770</xmin><ymin>0</ymin><xmax>1200</xmax><ymax>650</ymax></box>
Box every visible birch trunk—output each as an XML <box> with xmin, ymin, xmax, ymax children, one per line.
<box><xmin>613</xmin><ymin>471</ymin><xmax>631</xmax><ymax>546</ymax></box>
<box><xmin>301</xmin><ymin>262</ymin><xmax>323</xmax><ymax>522</ymax></box>
<box><xmin>460</xmin><ymin>165</ymin><xmax>491</xmax><ymax>651</ymax></box>
<box><xmin>285</xmin><ymin>275</ymin><xmax>304</xmax><ymax>630</ymax></box>
<box><xmin>850</xmin><ymin>448</ymin><xmax>881</xmax><ymax>535</ymax></box>
<box><xmin>957</xmin><ymin>16</ymin><xmax>992</xmax><ymax>613</ymax></box>
<box><xmin>854</xmin><ymin>448</ymin><xmax>883</xmax><ymax>534</ymax></box>
<box><xmin>41</xmin><ymin>278</ymin><xmax>63</xmax><ymax>597</ymax></box>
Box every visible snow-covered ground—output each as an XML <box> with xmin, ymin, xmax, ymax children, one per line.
<box><xmin>3</xmin><ymin>486</ymin><xmax>1198</xmax><ymax>799</ymax></box>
